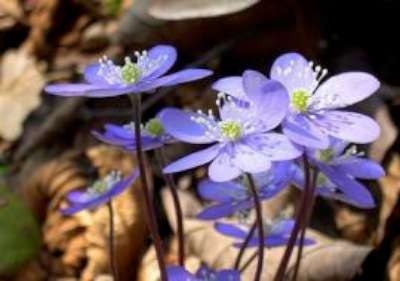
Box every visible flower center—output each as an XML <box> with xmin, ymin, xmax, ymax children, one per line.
<box><xmin>291</xmin><ymin>89</ymin><xmax>310</xmax><ymax>112</ymax></box>
<box><xmin>87</xmin><ymin>171</ymin><xmax>121</xmax><ymax>195</ymax></box>
<box><xmin>317</xmin><ymin>148</ymin><xmax>335</xmax><ymax>162</ymax></box>
<box><xmin>121</xmin><ymin>57</ymin><xmax>141</xmax><ymax>83</ymax></box>
<box><xmin>219</xmin><ymin>120</ymin><xmax>242</xmax><ymax>140</ymax></box>
<box><xmin>144</xmin><ymin>118</ymin><xmax>164</xmax><ymax>137</ymax></box>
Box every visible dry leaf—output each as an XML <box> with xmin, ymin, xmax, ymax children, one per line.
<box><xmin>149</xmin><ymin>0</ymin><xmax>260</xmax><ymax>20</ymax></box>
<box><xmin>0</xmin><ymin>48</ymin><xmax>44</xmax><ymax>141</ymax></box>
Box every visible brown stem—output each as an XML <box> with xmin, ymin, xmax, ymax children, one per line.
<box><xmin>246</xmin><ymin>173</ymin><xmax>265</xmax><ymax>281</ymax></box>
<box><xmin>157</xmin><ymin>148</ymin><xmax>185</xmax><ymax>266</ymax></box>
<box><xmin>274</xmin><ymin>155</ymin><xmax>311</xmax><ymax>281</ymax></box>
<box><xmin>129</xmin><ymin>94</ymin><xmax>167</xmax><ymax>281</ymax></box>
<box><xmin>234</xmin><ymin>221</ymin><xmax>257</xmax><ymax>269</ymax></box>
<box><xmin>107</xmin><ymin>201</ymin><xmax>119</xmax><ymax>281</ymax></box>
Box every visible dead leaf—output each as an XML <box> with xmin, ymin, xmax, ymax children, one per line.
<box><xmin>0</xmin><ymin>48</ymin><xmax>45</xmax><ymax>141</ymax></box>
<box><xmin>149</xmin><ymin>0</ymin><xmax>260</xmax><ymax>20</ymax></box>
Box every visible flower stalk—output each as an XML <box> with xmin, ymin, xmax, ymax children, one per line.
<box><xmin>234</xmin><ymin>221</ymin><xmax>256</xmax><ymax>269</ymax></box>
<box><xmin>246</xmin><ymin>173</ymin><xmax>265</xmax><ymax>281</ymax></box>
<box><xmin>274</xmin><ymin>155</ymin><xmax>312</xmax><ymax>281</ymax></box>
<box><xmin>107</xmin><ymin>200</ymin><xmax>118</xmax><ymax>281</ymax></box>
<box><xmin>129</xmin><ymin>94</ymin><xmax>167</xmax><ymax>281</ymax></box>
<box><xmin>156</xmin><ymin>147</ymin><xmax>185</xmax><ymax>266</ymax></box>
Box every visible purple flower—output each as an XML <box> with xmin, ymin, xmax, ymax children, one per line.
<box><xmin>197</xmin><ymin>161</ymin><xmax>294</xmax><ymax>219</ymax></box>
<box><xmin>45</xmin><ymin>45</ymin><xmax>212</xmax><ymax>97</ymax></box>
<box><xmin>161</xmin><ymin>71</ymin><xmax>302</xmax><ymax>182</ymax></box>
<box><xmin>213</xmin><ymin>55</ymin><xmax>380</xmax><ymax>149</ymax></box>
<box><xmin>215</xmin><ymin>219</ymin><xmax>314</xmax><ymax>248</ymax></box>
<box><xmin>167</xmin><ymin>265</ymin><xmax>240</xmax><ymax>281</ymax></box>
<box><xmin>292</xmin><ymin>138</ymin><xmax>385</xmax><ymax>208</ymax></box>
<box><xmin>61</xmin><ymin>169</ymin><xmax>139</xmax><ymax>215</ymax></box>
<box><xmin>92</xmin><ymin>113</ymin><xmax>175</xmax><ymax>152</ymax></box>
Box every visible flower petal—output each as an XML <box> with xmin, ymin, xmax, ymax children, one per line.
<box><xmin>315</xmin><ymin>110</ymin><xmax>380</xmax><ymax>144</ymax></box>
<box><xmin>198</xmin><ymin>180</ymin><xmax>246</xmax><ymax>202</ymax></box>
<box><xmin>317</xmin><ymin>163</ymin><xmax>375</xmax><ymax>208</ymax></box>
<box><xmin>45</xmin><ymin>83</ymin><xmax>109</xmax><ymax>96</ymax></box>
<box><xmin>231</xmin><ymin>143</ymin><xmax>272</xmax><ymax>174</ymax></box>
<box><xmin>245</xmin><ymin>133</ymin><xmax>303</xmax><ymax>161</ymax></box>
<box><xmin>254</xmin><ymin>80</ymin><xmax>290</xmax><ymax>131</ymax></box>
<box><xmin>310</xmin><ymin>72</ymin><xmax>380</xmax><ymax>110</ymax></box>
<box><xmin>334</xmin><ymin>157</ymin><xmax>385</xmax><ymax>179</ymax></box>
<box><xmin>282</xmin><ymin>114</ymin><xmax>330</xmax><ymax>149</ymax></box>
<box><xmin>159</xmin><ymin>108</ymin><xmax>216</xmax><ymax>144</ymax></box>
<box><xmin>149</xmin><ymin>69</ymin><xmax>213</xmax><ymax>89</ymax></box>
<box><xmin>242</xmin><ymin>69</ymin><xmax>268</xmax><ymax>101</ymax></box>
<box><xmin>84</xmin><ymin>63</ymin><xmax>109</xmax><ymax>85</ymax></box>
<box><xmin>270</xmin><ymin>52</ymin><xmax>316</xmax><ymax>94</ymax></box>
<box><xmin>141</xmin><ymin>45</ymin><xmax>177</xmax><ymax>80</ymax></box>
<box><xmin>214</xmin><ymin>222</ymin><xmax>247</xmax><ymax>239</ymax></box>
<box><xmin>212</xmin><ymin>76</ymin><xmax>247</xmax><ymax>100</ymax></box>
<box><xmin>167</xmin><ymin>266</ymin><xmax>197</xmax><ymax>281</ymax></box>
<box><xmin>197</xmin><ymin>201</ymin><xmax>252</xmax><ymax>220</ymax></box>
<box><xmin>163</xmin><ymin>144</ymin><xmax>221</xmax><ymax>174</ymax></box>
<box><xmin>209</xmin><ymin>151</ymin><xmax>242</xmax><ymax>182</ymax></box>
<box><xmin>216</xmin><ymin>270</ymin><xmax>241</xmax><ymax>281</ymax></box>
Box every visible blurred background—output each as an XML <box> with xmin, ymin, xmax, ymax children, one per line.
<box><xmin>1</xmin><ymin>0</ymin><xmax>400</xmax><ymax>280</ymax></box>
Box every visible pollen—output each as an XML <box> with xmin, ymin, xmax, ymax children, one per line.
<box><xmin>145</xmin><ymin>118</ymin><xmax>164</xmax><ymax>137</ymax></box>
<box><xmin>291</xmin><ymin>89</ymin><xmax>310</xmax><ymax>112</ymax></box>
<box><xmin>87</xmin><ymin>171</ymin><xmax>121</xmax><ymax>195</ymax></box>
<box><xmin>219</xmin><ymin>120</ymin><xmax>242</xmax><ymax>141</ymax></box>
<box><xmin>121</xmin><ymin>57</ymin><xmax>140</xmax><ymax>83</ymax></box>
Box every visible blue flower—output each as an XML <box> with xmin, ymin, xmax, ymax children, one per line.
<box><xmin>213</xmin><ymin>55</ymin><xmax>380</xmax><ymax>149</ymax></box>
<box><xmin>161</xmin><ymin>71</ymin><xmax>302</xmax><ymax>182</ymax></box>
<box><xmin>61</xmin><ymin>169</ymin><xmax>139</xmax><ymax>215</ymax></box>
<box><xmin>197</xmin><ymin>161</ymin><xmax>294</xmax><ymax>220</ymax></box>
<box><xmin>92</xmin><ymin>113</ymin><xmax>175</xmax><ymax>152</ymax></box>
<box><xmin>167</xmin><ymin>265</ymin><xmax>240</xmax><ymax>281</ymax></box>
<box><xmin>292</xmin><ymin>138</ymin><xmax>385</xmax><ymax>208</ymax></box>
<box><xmin>45</xmin><ymin>45</ymin><xmax>212</xmax><ymax>97</ymax></box>
<box><xmin>215</xmin><ymin>219</ymin><xmax>314</xmax><ymax>248</ymax></box>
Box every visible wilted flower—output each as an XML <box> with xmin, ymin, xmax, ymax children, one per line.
<box><xmin>292</xmin><ymin>138</ymin><xmax>385</xmax><ymax>208</ymax></box>
<box><xmin>197</xmin><ymin>161</ymin><xmax>293</xmax><ymax>219</ymax></box>
<box><xmin>213</xmin><ymin>55</ymin><xmax>380</xmax><ymax>149</ymax></box>
<box><xmin>45</xmin><ymin>45</ymin><xmax>212</xmax><ymax>97</ymax></box>
<box><xmin>167</xmin><ymin>265</ymin><xmax>240</xmax><ymax>281</ymax></box>
<box><xmin>161</xmin><ymin>71</ymin><xmax>301</xmax><ymax>182</ymax></box>
<box><xmin>215</xmin><ymin>219</ymin><xmax>314</xmax><ymax>248</ymax></box>
<box><xmin>92</xmin><ymin>114</ymin><xmax>175</xmax><ymax>151</ymax></box>
<box><xmin>61</xmin><ymin>169</ymin><xmax>139</xmax><ymax>215</ymax></box>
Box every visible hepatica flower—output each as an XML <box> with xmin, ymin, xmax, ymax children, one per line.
<box><xmin>45</xmin><ymin>45</ymin><xmax>212</xmax><ymax>97</ymax></box>
<box><xmin>197</xmin><ymin>161</ymin><xmax>294</xmax><ymax>219</ymax></box>
<box><xmin>92</xmin><ymin>113</ymin><xmax>175</xmax><ymax>151</ymax></box>
<box><xmin>214</xmin><ymin>54</ymin><xmax>381</xmax><ymax>149</ymax></box>
<box><xmin>292</xmin><ymin>138</ymin><xmax>384</xmax><ymax>208</ymax></box>
<box><xmin>161</xmin><ymin>71</ymin><xmax>301</xmax><ymax>182</ymax></box>
<box><xmin>62</xmin><ymin>169</ymin><xmax>139</xmax><ymax>215</ymax></box>
<box><xmin>167</xmin><ymin>265</ymin><xmax>240</xmax><ymax>281</ymax></box>
<box><xmin>215</xmin><ymin>219</ymin><xmax>314</xmax><ymax>248</ymax></box>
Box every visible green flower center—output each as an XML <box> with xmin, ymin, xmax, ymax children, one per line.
<box><xmin>88</xmin><ymin>180</ymin><xmax>108</xmax><ymax>194</ymax></box>
<box><xmin>144</xmin><ymin>118</ymin><xmax>164</xmax><ymax>137</ymax></box>
<box><xmin>121</xmin><ymin>57</ymin><xmax>140</xmax><ymax>83</ymax></box>
<box><xmin>317</xmin><ymin>148</ymin><xmax>335</xmax><ymax>162</ymax></box>
<box><xmin>291</xmin><ymin>90</ymin><xmax>310</xmax><ymax>112</ymax></box>
<box><xmin>219</xmin><ymin>120</ymin><xmax>242</xmax><ymax>140</ymax></box>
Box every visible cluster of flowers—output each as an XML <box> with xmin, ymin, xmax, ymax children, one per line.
<box><xmin>46</xmin><ymin>45</ymin><xmax>384</xmax><ymax>280</ymax></box>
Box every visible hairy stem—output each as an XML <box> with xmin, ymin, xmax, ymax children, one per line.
<box><xmin>274</xmin><ymin>155</ymin><xmax>311</xmax><ymax>281</ymax></box>
<box><xmin>129</xmin><ymin>94</ymin><xmax>167</xmax><ymax>281</ymax></box>
<box><xmin>234</xmin><ymin>221</ymin><xmax>257</xmax><ymax>269</ymax></box>
<box><xmin>157</xmin><ymin>148</ymin><xmax>185</xmax><ymax>266</ymax></box>
<box><xmin>107</xmin><ymin>201</ymin><xmax>118</xmax><ymax>281</ymax></box>
<box><xmin>246</xmin><ymin>173</ymin><xmax>265</xmax><ymax>281</ymax></box>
